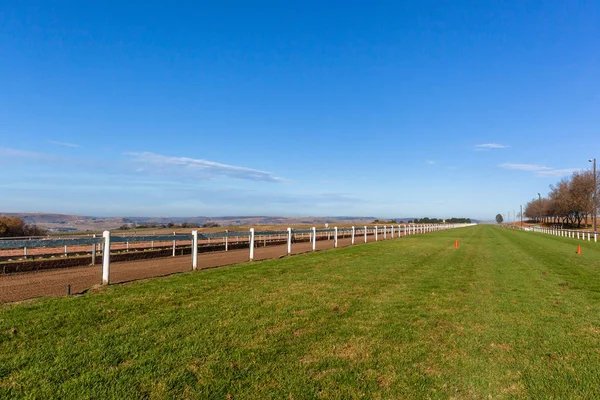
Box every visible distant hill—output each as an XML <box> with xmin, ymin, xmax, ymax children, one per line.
<box><xmin>0</xmin><ymin>213</ymin><xmax>128</xmax><ymax>232</ymax></box>
<box><xmin>0</xmin><ymin>213</ymin><xmax>478</xmax><ymax>232</ymax></box>
<box><xmin>0</xmin><ymin>213</ymin><xmax>375</xmax><ymax>232</ymax></box>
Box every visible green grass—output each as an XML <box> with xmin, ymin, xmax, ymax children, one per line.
<box><xmin>2</xmin><ymin>225</ymin><xmax>600</xmax><ymax>399</ymax></box>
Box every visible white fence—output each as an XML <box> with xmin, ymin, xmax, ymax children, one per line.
<box><xmin>0</xmin><ymin>223</ymin><xmax>475</xmax><ymax>285</ymax></box>
<box><xmin>519</xmin><ymin>225</ymin><xmax>598</xmax><ymax>243</ymax></box>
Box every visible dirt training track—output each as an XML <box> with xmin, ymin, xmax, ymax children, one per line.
<box><xmin>0</xmin><ymin>236</ymin><xmax>367</xmax><ymax>303</ymax></box>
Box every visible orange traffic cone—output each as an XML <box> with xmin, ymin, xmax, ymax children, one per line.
<box><xmin>577</xmin><ymin>245</ymin><xmax>582</xmax><ymax>254</ymax></box>
<box><xmin>454</xmin><ymin>239</ymin><xmax>459</xmax><ymax>249</ymax></box>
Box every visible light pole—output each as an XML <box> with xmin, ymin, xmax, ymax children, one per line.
<box><xmin>520</xmin><ymin>204</ymin><xmax>523</xmax><ymax>228</ymax></box>
<box><xmin>590</xmin><ymin>158</ymin><xmax>597</xmax><ymax>234</ymax></box>
<box><xmin>537</xmin><ymin>193</ymin><xmax>541</xmax><ymax>225</ymax></box>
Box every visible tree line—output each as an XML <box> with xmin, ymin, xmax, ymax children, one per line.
<box><xmin>0</xmin><ymin>217</ymin><xmax>47</xmax><ymax>238</ymax></box>
<box><xmin>372</xmin><ymin>217</ymin><xmax>471</xmax><ymax>224</ymax></box>
<box><xmin>412</xmin><ymin>217</ymin><xmax>472</xmax><ymax>224</ymax></box>
<box><xmin>524</xmin><ymin>169</ymin><xmax>599</xmax><ymax>228</ymax></box>
<box><xmin>371</xmin><ymin>219</ymin><xmax>398</xmax><ymax>224</ymax></box>
<box><xmin>118</xmin><ymin>221</ymin><xmax>221</xmax><ymax>230</ymax></box>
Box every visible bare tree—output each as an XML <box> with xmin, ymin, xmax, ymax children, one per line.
<box><xmin>525</xmin><ymin>169</ymin><xmax>599</xmax><ymax>229</ymax></box>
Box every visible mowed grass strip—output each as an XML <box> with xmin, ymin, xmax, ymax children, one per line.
<box><xmin>2</xmin><ymin>225</ymin><xmax>600</xmax><ymax>398</ymax></box>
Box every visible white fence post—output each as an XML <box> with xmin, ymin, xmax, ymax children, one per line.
<box><xmin>192</xmin><ymin>231</ymin><xmax>198</xmax><ymax>270</ymax></box>
<box><xmin>364</xmin><ymin>226</ymin><xmax>367</xmax><ymax>243</ymax></box>
<box><xmin>225</xmin><ymin>230</ymin><xmax>228</xmax><ymax>251</ymax></box>
<box><xmin>334</xmin><ymin>227</ymin><xmax>338</xmax><ymax>248</ymax></box>
<box><xmin>172</xmin><ymin>232</ymin><xmax>176</xmax><ymax>257</ymax></box>
<box><xmin>375</xmin><ymin>226</ymin><xmax>378</xmax><ymax>241</ymax></box>
<box><xmin>249</xmin><ymin>228</ymin><xmax>255</xmax><ymax>260</ymax></box>
<box><xmin>384</xmin><ymin>225</ymin><xmax>387</xmax><ymax>240</ymax></box>
<box><xmin>91</xmin><ymin>234</ymin><xmax>96</xmax><ymax>265</ymax></box>
<box><xmin>312</xmin><ymin>227</ymin><xmax>316</xmax><ymax>251</ymax></box>
<box><xmin>102</xmin><ymin>231</ymin><xmax>111</xmax><ymax>285</ymax></box>
<box><xmin>351</xmin><ymin>226</ymin><xmax>355</xmax><ymax>245</ymax></box>
<box><xmin>287</xmin><ymin>227</ymin><xmax>292</xmax><ymax>255</ymax></box>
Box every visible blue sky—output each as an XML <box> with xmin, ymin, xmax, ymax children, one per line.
<box><xmin>1</xmin><ymin>1</ymin><xmax>598</xmax><ymax>220</ymax></box>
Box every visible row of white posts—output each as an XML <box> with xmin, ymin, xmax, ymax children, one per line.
<box><xmin>22</xmin><ymin>243</ymin><xmax>147</xmax><ymax>260</ymax></box>
<box><xmin>22</xmin><ymin>245</ymin><xmax>69</xmax><ymax>259</ymax></box>
<box><xmin>527</xmin><ymin>226</ymin><xmax>598</xmax><ymax>243</ymax></box>
<box><xmin>100</xmin><ymin>223</ymin><xmax>474</xmax><ymax>285</ymax></box>
<box><xmin>31</xmin><ymin>225</ymin><xmax>442</xmax><ymax>264</ymax></box>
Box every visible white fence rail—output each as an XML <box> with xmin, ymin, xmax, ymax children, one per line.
<box><xmin>0</xmin><ymin>223</ymin><xmax>475</xmax><ymax>285</ymax></box>
<box><xmin>518</xmin><ymin>225</ymin><xmax>598</xmax><ymax>243</ymax></box>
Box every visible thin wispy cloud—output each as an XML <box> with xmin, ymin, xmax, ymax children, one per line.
<box><xmin>0</xmin><ymin>147</ymin><xmax>56</xmax><ymax>161</ymax></box>
<box><xmin>0</xmin><ymin>147</ymin><xmax>99</xmax><ymax>168</ymax></box>
<box><xmin>48</xmin><ymin>140</ymin><xmax>80</xmax><ymax>148</ymax></box>
<box><xmin>499</xmin><ymin>163</ymin><xmax>550</xmax><ymax>172</ymax></box>
<box><xmin>125</xmin><ymin>152</ymin><xmax>285</xmax><ymax>183</ymax></box>
<box><xmin>536</xmin><ymin>168</ymin><xmax>579</xmax><ymax>177</ymax></box>
<box><xmin>498</xmin><ymin>163</ymin><xmax>577</xmax><ymax>178</ymax></box>
<box><xmin>426</xmin><ymin>160</ymin><xmax>435</xmax><ymax>165</ymax></box>
<box><xmin>475</xmin><ymin>143</ymin><xmax>509</xmax><ymax>150</ymax></box>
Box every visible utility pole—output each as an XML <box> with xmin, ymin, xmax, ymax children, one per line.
<box><xmin>590</xmin><ymin>158</ymin><xmax>597</xmax><ymax>233</ymax></box>
<box><xmin>538</xmin><ymin>193</ymin><xmax>542</xmax><ymax>225</ymax></box>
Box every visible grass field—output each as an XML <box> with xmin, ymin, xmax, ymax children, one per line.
<box><xmin>2</xmin><ymin>225</ymin><xmax>600</xmax><ymax>398</ymax></box>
